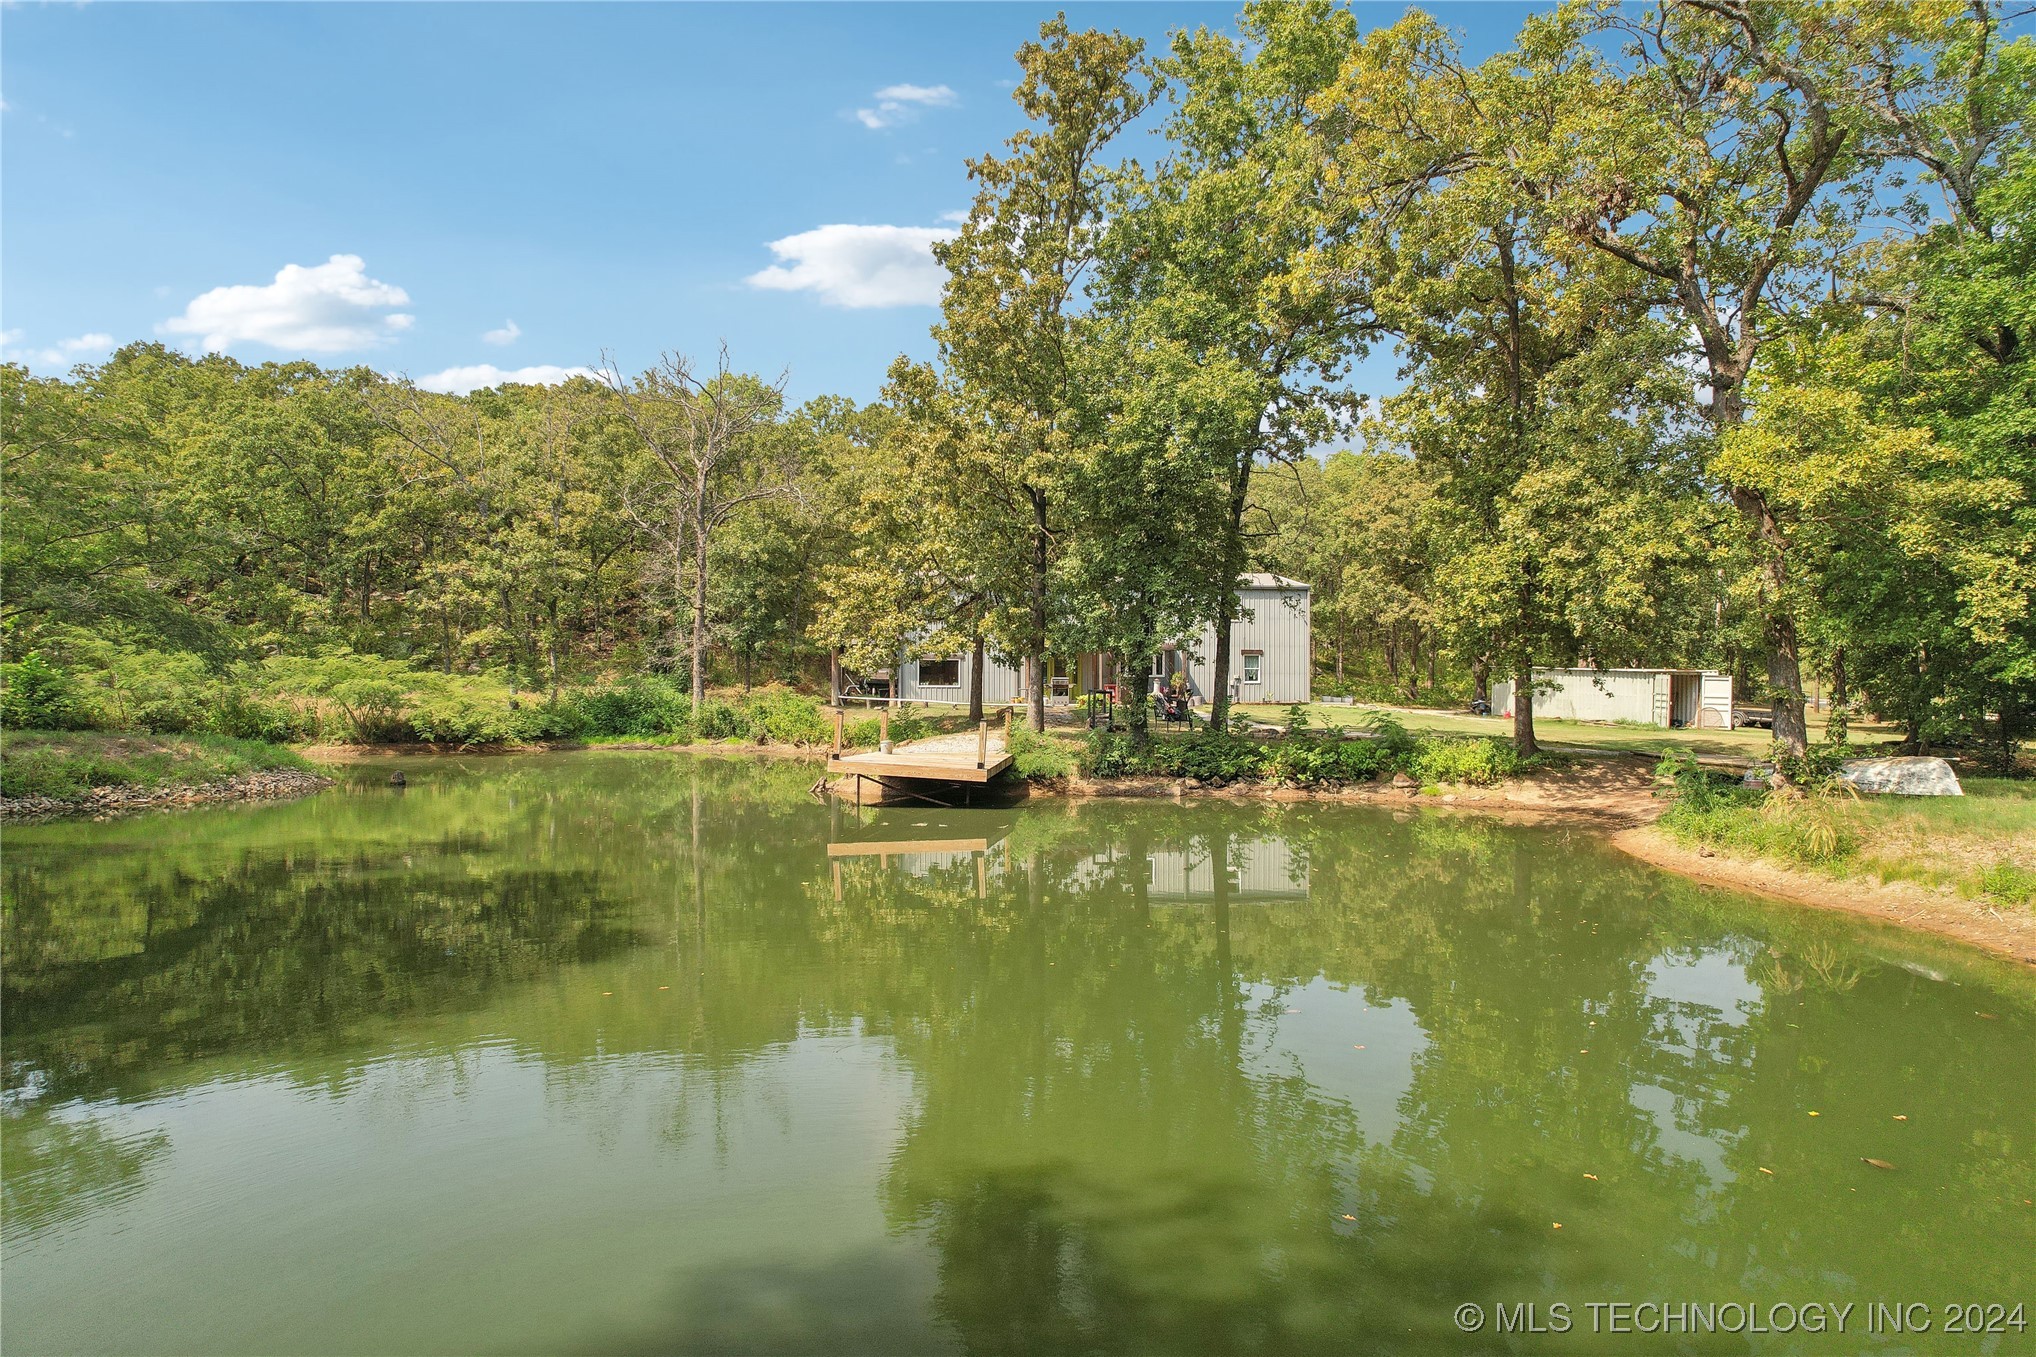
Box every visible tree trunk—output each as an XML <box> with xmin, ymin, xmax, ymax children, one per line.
<box><xmin>829</xmin><ymin>648</ymin><xmax>842</xmax><ymax>705</ymax></box>
<box><xmin>1828</xmin><ymin>646</ymin><xmax>1848</xmax><ymax>746</ymax></box>
<box><xmin>1027</xmin><ymin>488</ymin><xmax>1049</xmax><ymax>733</ymax></box>
<box><xmin>1472</xmin><ymin>658</ymin><xmax>1490</xmax><ymax>708</ymax></box>
<box><xmin>1210</xmin><ymin>592</ymin><xmax>1237</xmax><ymax>732</ymax></box>
<box><xmin>968</xmin><ymin>632</ymin><xmax>986</xmax><ymax>725</ymax></box>
<box><xmin>1710</xmin><ymin>374</ymin><xmax>1809</xmax><ymax>757</ymax></box>
<box><xmin>1126</xmin><ymin>652</ymin><xmax>1152</xmax><ymax>745</ymax></box>
<box><xmin>1512</xmin><ymin>659</ymin><xmax>1538</xmax><ymax>756</ymax></box>
<box><xmin>690</xmin><ymin>515</ymin><xmax>709</xmax><ymax>709</ymax></box>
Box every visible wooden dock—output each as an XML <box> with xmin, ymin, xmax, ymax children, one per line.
<box><xmin>825</xmin><ymin>708</ymin><xmax>1015</xmax><ymax>788</ymax></box>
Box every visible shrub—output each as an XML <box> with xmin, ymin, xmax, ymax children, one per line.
<box><xmin>1145</xmin><ymin>732</ymin><xmax>1265</xmax><ymax>783</ymax></box>
<box><xmin>1262</xmin><ymin>733</ymin><xmax>1396</xmax><ymax>786</ymax></box>
<box><xmin>1409</xmin><ymin>736</ymin><xmax>1522</xmax><ymax>787</ymax></box>
<box><xmin>569</xmin><ymin>676</ymin><xmax>691</xmax><ymax>738</ymax></box>
<box><xmin>211</xmin><ymin>681</ymin><xmax>316</xmax><ymax>743</ymax></box>
<box><xmin>738</xmin><ymin>688</ymin><xmax>831</xmax><ymax>746</ymax></box>
<box><xmin>1008</xmin><ymin>723</ymin><xmax>1074</xmax><ymax>781</ymax></box>
<box><xmin>691</xmin><ymin>697</ymin><xmax>746</xmax><ymax>740</ymax></box>
<box><xmin>1081</xmin><ymin>729</ymin><xmax>1141</xmax><ymax>778</ymax></box>
<box><xmin>1</xmin><ymin>652</ymin><xmax>92</xmax><ymax>731</ymax></box>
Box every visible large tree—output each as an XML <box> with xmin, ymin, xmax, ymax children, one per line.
<box><xmin>1104</xmin><ymin>0</ymin><xmax>1372</xmax><ymax>728</ymax></box>
<box><xmin>933</xmin><ymin>17</ymin><xmax>1153</xmax><ymax>731</ymax></box>
<box><xmin>602</xmin><ymin>348</ymin><xmax>791</xmax><ymax>706</ymax></box>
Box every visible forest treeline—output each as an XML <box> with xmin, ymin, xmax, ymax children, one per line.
<box><xmin>3</xmin><ymin>0</ymin><xmax>2031</xmax><ymax>762</ymax></box>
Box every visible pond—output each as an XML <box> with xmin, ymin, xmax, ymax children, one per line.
<box><xmin>3</xmin><ymin>753</ymin><xmax>2032</xmax><ymax>1354</ymax></box>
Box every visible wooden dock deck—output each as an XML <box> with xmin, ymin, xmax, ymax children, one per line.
<box><xmin>824</xmin><ymin>709</ymin><xmax>1014</xmax><ymax>785</ymax></box>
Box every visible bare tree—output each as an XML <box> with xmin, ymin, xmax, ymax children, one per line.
<box><xmin>601</xmin><ymin>346</ymin><xmax>791</xmax><ymax>706</ymax></box>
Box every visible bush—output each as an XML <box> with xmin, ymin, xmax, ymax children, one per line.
<box><xmin>1145</xmin><ymin>732</ymin><xmax>1266</xmax><ymax>783</ymax></box>
<box><xmin>1</xmin><ymin>652</ymin><xmax>92</xmax><ymax>731</ymax></box>
<box><xmin>1262</xmin><ymin>733</ymin><xmax>1396</xmax><ymax>786</ymax></box>
<box><xmin>1081</xmin><ymin>729</ymin><xmax>1141</xmax><ymax>778</ymax></box>
<box><xmin>738</xmin><ymin>688</ymin><xmax>831</xmax><ymax>746</ymax></box>
<box><xmin>1409</xmin><ymin>736</ymin><xmax>1522</xmax><ymax>787</ymax></box>
<box><xmin>568</xmin><ymin>676</ymin><xmax>691</xmax><ymax>738</ymax></box>
<box><xmin>1008</xmin><ymin>723</ymin><xmax>1074</xmax><ymax>781</ymax></box>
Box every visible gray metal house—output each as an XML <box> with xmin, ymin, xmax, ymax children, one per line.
<box><xmin>1489</xmin><ymin>667</ymin><xmax>1734</xmax><ymax>729</ymax></box>
<box><xmin>892</xmin><ymin>574</ymin><xmax>1313</xmax><ymax>707</ymax></box>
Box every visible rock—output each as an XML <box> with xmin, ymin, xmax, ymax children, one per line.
<box><xmin>1742</xmin><ymin>764</ymin><xmax>1774</xmax><ymax>789</ymax></box>
<box><xmin>1838</xmin><ymin>756</ymin><xmax>1962</xmax><ymax>797</ymax></box>
<box><xmin>1390</xmin><ymin>772</ymin><xmax>1417</xmax><ymax>791</ymax></box>
<box><xmin>389</xmin><ymin>771</ymin><xmax>407</xmax><ymax>787</ymax></box>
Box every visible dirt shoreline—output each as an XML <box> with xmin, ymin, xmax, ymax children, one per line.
<box><xmin>1</xmin><ymin>767</ymin><xmax>333</xmax><ymax>822</ymax></box>
<box><xmin>1612</xmin><ymin>825</ymin><xmax>2036</xmax><ymax>967</ymax></box>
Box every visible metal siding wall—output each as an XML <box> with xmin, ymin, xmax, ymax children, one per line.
<box><xmin>1699</xmin><ymin>672</ymin><xmax>1735</xmax><ymax>729</ymax></box>
<box><xmin>1535</xmin><ymin>669</ymin><xmax>1663</xmax><ymax>725</ymax></box>
<box><xmin>899</xmin><ymin>652</ymin><xmax>1022</xmax><ymax>704</ymax></box>
<box><xmin>1184</xmin><ymin>587</ymin><xmax>1311</xmax><ymax>704</ymax></box>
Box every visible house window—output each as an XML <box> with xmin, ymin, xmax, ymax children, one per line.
<box><xmin>1150</xmin><ymin>653</ymin><xmax>1168</xmax><ymax>679</ymax></box>
<box><xmin>919</xmin><ymin>657</ymin><xmax>961</xmax><ymax>688</ymax></box>
<box><xmin>1241</xmin><ymin>651</ymin><xmax>1263</xmax><ymax>684</ymax></box>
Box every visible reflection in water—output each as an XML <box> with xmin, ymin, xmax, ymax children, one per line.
<box><xmin>3</xmin><ymin>752</ymin><xmax>2033</xmax><ymax>1355</ymax></box>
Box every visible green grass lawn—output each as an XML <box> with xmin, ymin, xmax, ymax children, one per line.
<box><xmin>1238</xmin><ymin>701</ymin><xmax>1902</xmax><ymax>764</ymax></box>
<box><xmin>0</xmin><ymin>730</ymin><xmax>317</xmax><ymax>801</ymax></box>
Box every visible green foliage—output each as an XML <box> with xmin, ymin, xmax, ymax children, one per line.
<box><xmin>1260</xmin><ymin>734</ymin><xmax>1393</xmax><ymax>787</ymax></box>
<box><xmin>1080</xmin><ymin>730</ymin><xmax>1141</xmax><ymax>778</ymax></box>
<box><xmin>567</xmin><ymin>677</ymin><xmax>692</xmax><ymax>739</ymax></box>
<box><xmin>736</xmin><ymin>688</ymin><xmax>833</xmax><ymax>746</ymax></box>
<box><xmin>1142</xmin><ymin>732</ymin><xmax>1266</xmax><ymax>784</ymax></box>
<box><xmin>1</xmin><ymin>652</ymin><xmax>90</xmax><ymax>731</ymax></box>
<box><xmin>1408</xmin><ymin>737</ymin><xmax>1524</xmax><ymax>787</ymax></box>
<box><xmin>1007</xmin><ymin>723</ymin><xmax>1075</xmax><ymax>781</ymax></box>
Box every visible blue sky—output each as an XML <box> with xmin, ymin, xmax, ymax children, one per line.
<box><xmin>4</xmin><ymin>2</ymin><xmax>1540</xmax><ymax>406</ymax></box>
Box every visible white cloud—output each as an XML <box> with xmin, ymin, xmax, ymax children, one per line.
<box><xmin>746</xmin><ymin>223</ymin><xmax>958</xmax><ymax>308</ymax></box>
<box><xmin>855</xmin><ymin>82</ymin><xmax>958</xmax><ymax>130</ymax></box>
<box><xmin>937</xmin><ymin>208</ymin><xmax>970</xmax><ymax>224</ymax></box>
<box><xmin>2</xmin><ymin>331</ymin><xmax>116</xmax><ymax>368</ymax></box>
<box><xmin>414</xmin><ymin>363</ymin><xmax>595</xmax><ymax>395</ymax></box>
<box><xmin>481</xmin><ymin>319</ymin><xmax>522</xmax><ymax>347</ymax></box>
<box><xmin>158</xmin><ymin>254</ymin><xmax>413</xmax><ymax>353</ymax></box>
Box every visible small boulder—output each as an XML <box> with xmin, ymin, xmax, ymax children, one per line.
<box><xmin>389</xmin><ymin>771</ymin><xmax>407</xmax><ymax>787</ymax></box>
<box><xmin>1391</xmin><ymin>772</ymin><xmax>1418</xmax><ymax>791</ymax></box>
<box><xmin>1741</xmin><ymin>764</ymin><xmax>1774</xmax><ymax>790</ymax></box>
<box><xmin>1838</xmin><ymin>756</ymin><xmax>1962</xmax><ymax>797</ymax></box>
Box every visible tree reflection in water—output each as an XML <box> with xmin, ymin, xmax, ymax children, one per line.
<box><xmin>3</xmin><ymin>753</ymin><xmax>2031</xmax><ymax>1354</ymax></box>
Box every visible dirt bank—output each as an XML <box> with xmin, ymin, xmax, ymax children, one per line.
<box><xmin>1614</xmin><ymin>825</ymin><xmax>2036</xmax><ymax>967</ymax></box>
<box><xmin>2</xmin><ymin>767</ymin><xmax>333</xmax><ymax>822</ymax></box>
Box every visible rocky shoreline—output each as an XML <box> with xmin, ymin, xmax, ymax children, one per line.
<box><xmin>1</xmin><ymin>767</ymin><xmax>333</xmax><ymax>822</ymax></box>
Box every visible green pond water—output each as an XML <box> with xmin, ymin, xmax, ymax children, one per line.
<box><xmin>3</xmin><ymin>752</ymin><xmax>2032</xmax><ymax>1355</ymax></box>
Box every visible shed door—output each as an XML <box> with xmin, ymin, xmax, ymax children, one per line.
<box><xmin>1650</xmin><ymin>674</ymin><xmax>1671</xmax><ymax>727</ymax></box>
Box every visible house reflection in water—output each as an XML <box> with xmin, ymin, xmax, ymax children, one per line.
<box><xmin>1066</xmin><ymin>837</ymin><xmax>1309</xmax><ymax>905</ymax></box>
<box><xmin>828</xmin><ymin>811</ymin><xmax>1309</xmax><ymax>908</ymax></box>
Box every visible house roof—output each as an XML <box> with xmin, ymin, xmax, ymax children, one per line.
<box><xmin>1240</xmin><ymin>572</ymin><xmax>1309</xmax><ymax>591</ymax></box>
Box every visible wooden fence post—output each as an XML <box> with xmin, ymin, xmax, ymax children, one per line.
<box><xmin>977</xmin><ymin>720</ymin><xmax>988</xmax><ymax>769</ymax></box>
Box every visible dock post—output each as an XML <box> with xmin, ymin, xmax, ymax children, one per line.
<box><xmin>831</xmin><ymin>707</ymin><xmax>844</xmax><ymax>755</ymax></box>
<box><xmin>977</xmin><ymin>720</ymin><xmax>988</xmax><ymax>769</ymax></box>
<box><xmin>879</xmin><ymin>708</ymin><xmax>890</xmax><ymax>753</ymax></box>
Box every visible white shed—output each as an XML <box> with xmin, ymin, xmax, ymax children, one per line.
<box><xmin>1489</xmin><ymin>667</ymin><xmax>1734</xmax><ymax>730</ymax></box>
